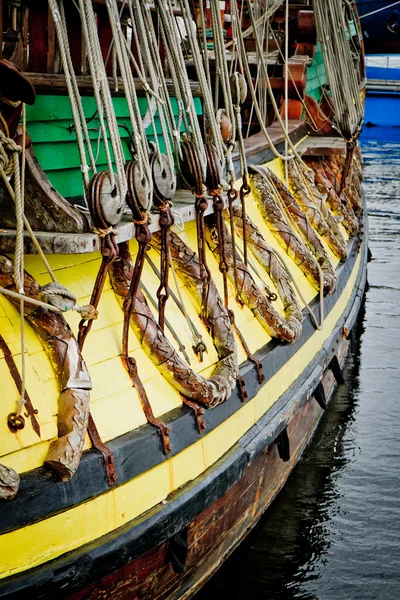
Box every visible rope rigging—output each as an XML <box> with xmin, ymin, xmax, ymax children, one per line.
<box><xmin>312</xmin><ymin>0</ymin><xmax>364</xmax><ymax>191</ymax></box>
<box><xmin>0</xmin><ymin>0</ymin><xmax>367</xmax><ymax>486</ymax></box>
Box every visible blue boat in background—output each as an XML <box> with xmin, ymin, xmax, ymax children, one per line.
<box><xmin>357</xmin><ymin>1</ymin><xmax>400</xmax><ymax>54</ymax></box>
<box><xmin>365</xmin><ymin>55</ymin><xmax>400</xmax><ymax>127</ymax></box>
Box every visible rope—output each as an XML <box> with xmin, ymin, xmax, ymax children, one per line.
<box><xmin>175</xmin><ymin>0</ymin><xmax>223</xmax><ymax>162</ymax></box>
<box><xmin>272</xmin><ymin>245</ymin><xmax>324</xmax><ymax>331</ymax></box>
<box><xmin>130</xmin><ymin>1</ymin><xmax>175</xmax><ymax>178</ymax></box>
<box><xmin>0</xmin><ymin>147</ymin><xmax>57</xmax><ymax>283</ymax></box>
<box><xmin>232</xmin><ymin>1</ymin><xmax>301</xmax><ymax>164</ymax></box>
<box><xmin>267</xmin><ymin>26</ymin><xmax>330</xmax><ymax>134</ymax></box>
<box><xmin>0</xmin><ymin>122</ymin><xmax>97</xmax><ymax>324</ymax></box>
<box><xmin>106</xmin><ymin>0</ymin><xmax>152</xmax><ymax>188</ymax></box>
<box><xmin>246</xmin><ymin>0</ymin><xmax>308</xmax><ymax>165</ymax></box>
<box><xmin>77</xmin><ymin>0</ymin><xmax>127</xmax><ymax>202</ymax></box>
<box><xmin>284</xmin><ymin>0</ymin><xmax>289</xmax><ymax>186</ymax></box>
<box><xmin>17</xmin><ymin>107</ymin><xmax>27</xmax><ymax>416</ymax></box>
<box><xmin>225</xmin><ymin>1</ymin><xmax>285</xmax><ymax>49</ymax></box>
<box><xmin>251</xmin><ymin>165</ymin><xmax>325</xmax><ymax>330</ymax></box>
<box><xmin>0</xmin><ymin>121</ymin><xmax>27</xmax><ymax>414</ymax></box>
<box><xmin>313</xmin><ymin>0</ymin><xmax>364</xmax><ymax>142</ymax></box>
<box><xmin>245</xmin><ymin>3</ymin><xmax>270</xmax><ymax>136</ymax></box>
<box><xmin>168</xmin><ymin>247</ymin><xmax>205</xmax><ymax>354</ymax></box>
<box><xmin>122</xmin><ymin>1</ymin><xmax>183</xmax><ymax>172</ymax></box>
<box><xmin>157</xmin><ymin>0</ymin><xmax>207</xmax><ymax>174</ymax></box>
<box><xmin>0</xmin><ymin>287</ymin><xmax>62</xmax><ymax>312</ymax></box>
<box><xmin>260</xmin><ymin>177</ymin><xmax>325</xmax><ymax>329</ymax></box>
<box><xmin>48</xmin><ymin>0</ymin><xmax>96</xmax><ymax>202</ymax></box>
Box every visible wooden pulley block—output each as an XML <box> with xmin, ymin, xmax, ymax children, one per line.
<box><xmin>294</xmin><ymin>42</ymin><xmax>316</xmax><ymax>59</ymax></box>
<box><xmin>99</xmin><ymin>173</ymin><xmax>124</xmax><ymax>227</ymax></box>
<box><xmin>230</xmin><ymin>72</ymin><xmax>247</xmax><ymax>105</ymax></box>
<box><xmin>125</xmin><ymin>160</ymin><xmax>152</xmax><ymax>219</ymax></box>
<box><xmin>179</xmin><ymin>139</ymin><xmax>203</xmax><ymax>191</ymax></box>
<box><xmin>216</xmin><ymin>109</ymin><xmax>234</xmax><ymax>143</ymax></box>
<box><xmin>88</xmin><ymin>171</ymin><xmax>124</xmax><ymax>228</ymax></box>
<box><xmin>151</xmin><ymin>153</ymin><xmax>176</xmax><ymax>204</ymax></box>
<box><xmin>205</xmin><ymin>143</ymin><xmax>223</xmax><ymax>191</ymax></box>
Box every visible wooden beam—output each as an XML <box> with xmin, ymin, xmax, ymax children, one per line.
<box><xmin>23</xmin><ymin>72</ymin><xmax>202</xmax><ymax>97</ymax></box>
<box><xmin>232</xmin><ymin>120</ymin><xmax>307</xmax><ymax>161</ymax></box>
<box><xmin>0</xmin><ymin>190</ymin><xmax>230</xmax><ymax>254</ymax></box>
<box><xmin>300</xmin><ymin>136</ymin><xmax>347</xmax><ymax>156</ymax></box>
<box><xmin>46</xmin><ymin>7</ymin><xmax>56</xmax><ymax>74</ymax></box>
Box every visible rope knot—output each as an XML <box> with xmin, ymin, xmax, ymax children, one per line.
<box><xmin>133</xmin><ymin>213</ymin><xmax>148</xmax><ymax>226</ymax></box>
<box><xmin>39</xmin><ymin>282</ymin><xmax>77</xmax><ymax>312</ymax></box>
<box><xmin>93</xmin><ymin>226</ymin><xmax>117</xmax><ymax>238</ymax></box>
<box><xmin>0</xmin><ymin>130</ymin><xmax>22</xmax><ymax>177</ymax></box>
<box><xmin>74</xmin><ymin>304</ymin><xmax>99</xmax><ymax>320</ymax></box>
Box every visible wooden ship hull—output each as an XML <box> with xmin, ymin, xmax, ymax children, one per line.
<box><xmin>1</xmin><ymin>242</ymin><xmax>367</xmax><ymax>600</ymax></box>
<box><xmin>0</xmin><ymin>1</ymin><xmax>367</xmax><ymax>598</ymax></box>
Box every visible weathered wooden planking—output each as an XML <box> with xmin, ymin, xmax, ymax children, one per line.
<box><xmin>234</xmin><ymin>121</ymin><xmax>305</xmax><ymax>157</ymax></box>
<box><xmin>24</xmin><ymin>94</ymin><xmax>202</xmax><ymax>200</ymax></box>
<box><xmin>232</xmin><ymin>120</ymin><xmax>307</xmax><ymax>178</ymax></box>
<box><xmin>300</xmin><ymin>136</ymin><xmax>347</xmax><ymax>156</ymax></box>
<box><xmin>0</xmin><ymin>118</ymin><xmax>305</xmax><ymax>252</ymax></box>
<box><xmin>24</xmin><ymin>73</ymin><xmax>201</xmax><ymax>97</ymax></box>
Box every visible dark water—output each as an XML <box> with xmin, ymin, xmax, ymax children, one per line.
<box><xmin>195</xmin><ymin>127</ymin><xmax>400</xmax><ymax>600</ymax></box>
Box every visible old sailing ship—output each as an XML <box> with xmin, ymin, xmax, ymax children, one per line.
<box><xmin>0</xmin><ymin>1</ymin><xmax>366</xmax><ymax>598</ymax></box>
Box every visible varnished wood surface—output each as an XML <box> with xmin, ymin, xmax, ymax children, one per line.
<box><xmin>0</xmin><ymin>146</ymin><xmax>89</xmax><ymax>233</ymax></box>
<box><xmin>0</xmin><ymin>191</ymin><xmax>230</xmax><ymax>254</ymax></box>
<box><xmin>232</xmin><ymin>121</ymin><xmax>306</xmax><ymax>162</ymax></box>
<box><xmin>300</xmin><ymin>136</ymin><xmax>347</xmax><ymax>156</ymax></box>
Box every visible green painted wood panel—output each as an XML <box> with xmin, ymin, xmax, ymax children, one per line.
<box><xmin>306</xmin><ymin>41</ymin><xmax>328</xmax><ymax>102</ymax></box>
<box><xmin>25</xmin><ymin>95</ymin><xmax>202</xmax><ymax>199</ymax></box>
<box><xmin>27</xmin><ymin>117</ymin><xmax>168</xmax><ymax>144</ymax></box>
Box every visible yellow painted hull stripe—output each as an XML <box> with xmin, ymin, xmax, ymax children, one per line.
<box><xmin>0</xmin><ymin>252</ymin><xmax>361</xmax><ymax>579</ymax></box>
